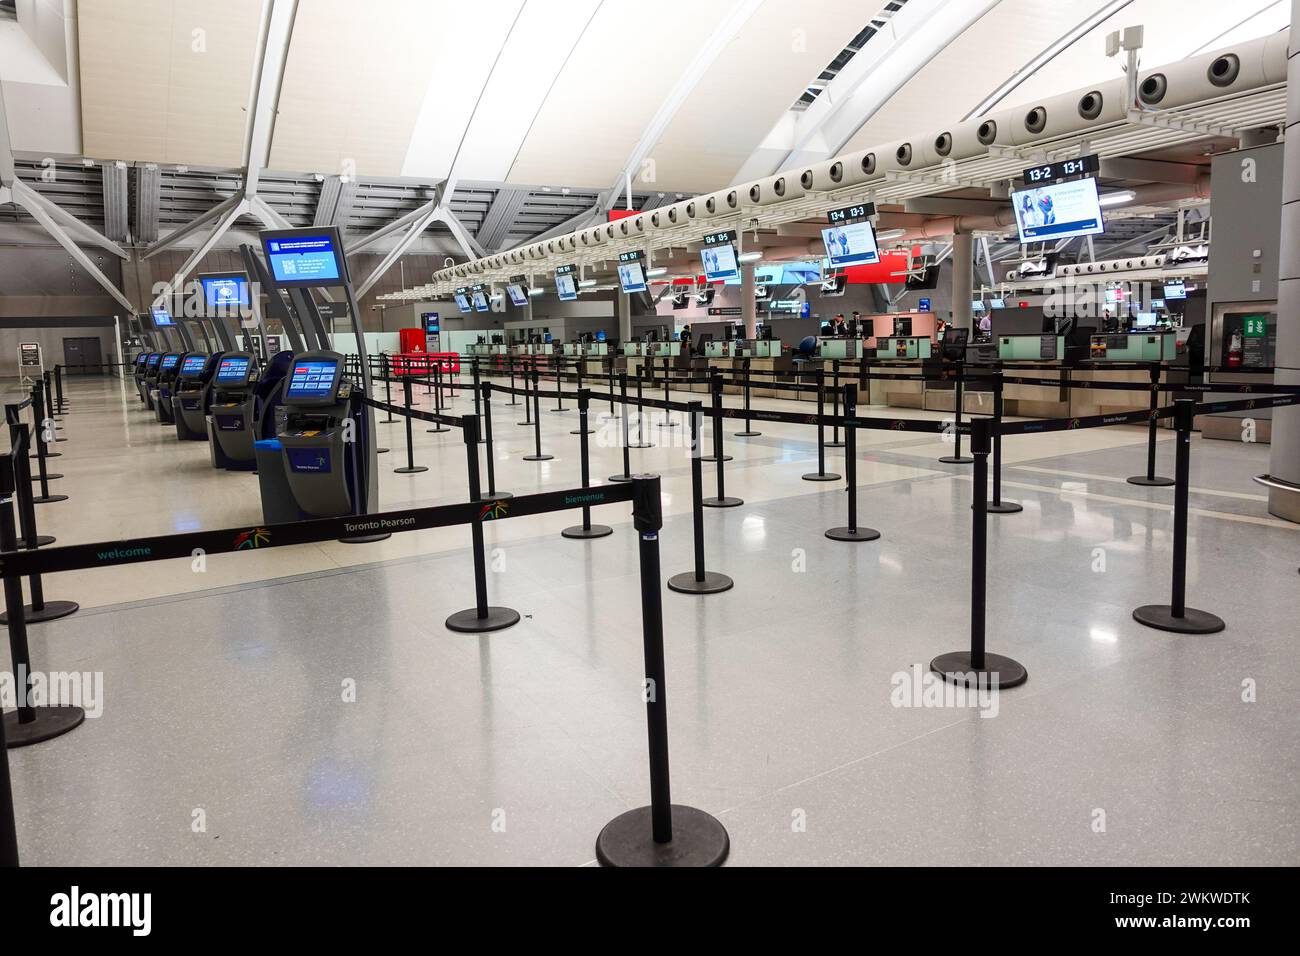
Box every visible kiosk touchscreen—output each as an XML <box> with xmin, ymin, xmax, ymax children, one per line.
<box><xmin>275</xmin><ymin>352</ymin><xmax>368</xmax><ymax>518</ymax></box>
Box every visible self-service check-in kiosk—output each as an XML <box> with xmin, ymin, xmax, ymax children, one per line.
<box><xmin>133</xmin><ymin>353</ymin><xmax>152</xmax><ymax>403</ymax></box>
<box><xmin>207</xmin><ymin>353</ymin><xmax>261</xmax><ymax>470</ymax></box>
<box><xmin>140</xmin><ymin>353</ymin><xmax>163</xmax><ymax>409</ymax></box>
<box><xmin>172</xmin><ymin>352</ymin><xmax>218</xmax><ymax>440</ymax></box>
<box><xmin>152</xmin><ymin>353</ymin><xmax>183</xmax><ymax>424</ymax></box>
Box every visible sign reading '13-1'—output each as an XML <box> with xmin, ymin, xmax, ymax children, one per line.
<box><xmin>1022</xmin><ymin>155</ymin><xmax>1099</xmax><ymax>185</ymax></box>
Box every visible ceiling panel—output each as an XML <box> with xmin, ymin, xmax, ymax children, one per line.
<box><xmin>642</xmin><ymin>0</ymin><xmax>869</xmax><ymax>193</ymax></box>
<box><xmin>268</xmin><ymin>0</ymin><xmax>450</xmax><ymax>178</ymax></box>
<box><xmin>78</xmin><ymin>0</ymin><xmax>262</xmax><ymax>165</ymax></box>
<box><xmin>505</xmin><ymin>0</ymin><xmax>734</xmax><ymax>189</ymax></box>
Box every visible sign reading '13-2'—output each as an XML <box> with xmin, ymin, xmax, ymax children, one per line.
<box><xmin>1022</xmin><ymin>155</ymin><xmax>1099</xmax><ymax>185</ymax></box>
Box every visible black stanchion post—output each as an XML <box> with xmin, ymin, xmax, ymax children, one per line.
<box><xmin>5</xmin><ymin>407</ymin><xmax>52</xmax><ymax>546</ymax></box>
<box><xmin>610</xmin><ymin>372</ymin><xmax>633</xmax><ymax>483</ymax></box>
<box><xmin>472</xmin><ymin>359</ymin><xmax>483</xmax><ymax>422</ymax></box>
<box><xmin>427</xmin><ymin>364</ymin><xmax>450</xmax><ymax>434</ymax></box>
<box><xmin>480</xmin><ymin>383</ymin><xmax>510</xmax><ymax>502</ymax></box>
<box><xmin>562</xmin><ymin>389</ymin><xmax>612</xmax><ymax>540</ymax></box>
<box><xmin>930</xmin><ymin>418</ymin><xmax>1028</xmax><ymax>690</ymax></box>
<box><xmin>736</xmin><ymin>357</ymin><xmax>760</xmax><ymax>437</ymax></box>
<box><xmin>629</xmin><ymin>369</ymin><xmax>652</xmax><ymax>448</ymax></box>
<box><xmin>986</xmin><ymin>370</ymin><xmax>1022</xmax><ymax>515</ymax></box>
<box><xmin>0</xmin><ymin>452</ymin><xmax>85</xmax><ymax>747</ymax></box>
<box><xmin>54</xmin><ymin>364</ymin><xmax>66</xmax><ymax>415</ymax></box>
<box><xmin>506</xmin><ymin>355</ymin><xmax>520</xmax><ymax>406</ymax></box>
<box><xmin>0</xmin><ymin>699</ymin><xmax>16</xmax><ymax>863</ymax></box>
<box><xmin>606</xmin><ymin>359</ymin><xmax>616</xmax><ymax>419</ymax></box>
<box><xmin>446</xmin><ymin>416</ymin><xmax>521</xmax><ymax>634</ymax></box>
<box><xmin>523</xmin><ymin>370</ymin><xmax>553</xmax><ymax>462</ymax></box>
<box><xmin>702</xmin><ymin>372</ymin><xmax>742</xmax><ymax>509</ymax></box>
<box><xmin>802</xmin><ymin>368</ymin><xmax>840</xmax><ymax>482</ymax></box>
<box><xmin>380</xmin><ymin>359</ymin><xmax>398</xmax><ymax>423</ymax></box>
<box><xmin>1128</xmin><ymin>365</ymin><xmax>1174</xmax><ymax>487</ymax></box>
<box><xmin>596</xmin><ymin>474</ymin><xmax>729</xmax><ymax>867</ymax></box>
<box><xmin>940</xmin><ymin>361</ymin><xmax>973</xmax><ymax>464</ymax></box>
<box><xmin>570</xmin><ymin>360</ymin><xmax>593</xmax><ymax>435</ymax></box>
<box><xmin>44</xmin><ymin>373</ymin><xmax>61</xmax><ymax>429</ymax></box>
<box><xmin>826</xmin><ymin>385</ymin><xmax>879</xmax><ymax>543</ymax></box>
<box><xmin>1133</xmin><ymin>399</ymin><xmax>1226</xmax><ymax>634</ymax></box>
<box><xmin>551</xmin><ymin>354</ymin><xmax>566</xmax><ymax>412</ymax></box>
<box><xmin>29</xmin><ymin>385</ymin><xmax>66</xmax><ymax>503</ymax></box>
<box><xmin>0</xmin><ymin>428</ymin><xmax>77</xmax><ymax>624</ymax></box>
<box><xmin>518</xmin><ymin>358</ymin><xmax>534</xmax><ymax>425</ymax></box>
<box><xmin>394</xmin><ymin>377</ymin><xmax>428</xmax><ymax>475</ymax></box>
<box><xmin>658</xmin><ymin>355</ymin><xmax>678</xmax><ymax>428</ymax></box>
<box><xmin>826</xmin><ymin>359</ymin><xmax>844</xmax><ymax>448</ymax></box>
<box><xmin>669</xmin><ymin>402</ymin><xmax>733</xmax><ymax>594</ymax></box>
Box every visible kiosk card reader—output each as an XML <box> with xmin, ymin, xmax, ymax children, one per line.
<box><xmin>207</xmin><ymin>353</ymin><xmax>263</xmax><ymax>470</ymax></box>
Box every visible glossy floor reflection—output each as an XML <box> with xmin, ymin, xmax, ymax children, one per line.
<box><xmin>4</xmin><ymin>373</ymin><xmax>1297</xmax><ymax>866</ymax></box>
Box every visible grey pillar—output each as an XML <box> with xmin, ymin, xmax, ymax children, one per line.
<box><xmin>951</xmin><ymin>232</ymin><xmax>974</xmax><ymax>330</ymax></box>
<box><xmin>618</xmin><ymin>290</ymin><xmax>632</xmax><ymax>342</ymax></box>
<box><xmin>1266</xmin><ymin>0</ymin><xmax>1300</xmax><ymax>522</ymax></box>
<box><xmin>741</xmin><ymin>262</ymin><xmax>757</xmax><ymax>338</ymax></box>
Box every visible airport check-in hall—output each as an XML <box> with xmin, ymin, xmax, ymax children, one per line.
<box><xmin>1</xmin><ymin>0</ymin><xmax>1299</xmax><ymax>895</ymax></box>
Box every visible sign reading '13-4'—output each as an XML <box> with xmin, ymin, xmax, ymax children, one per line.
<box><xmin>827</xmin><ymin>202</ymin><xmax>876</xmax><ymax>225</ymax></box>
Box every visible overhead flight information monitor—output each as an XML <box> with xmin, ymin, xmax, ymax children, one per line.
<box><xmin>181</xmin><ymin>354</ymin><xmax>208</xmax><ymax>377</ymax></box>
<box><xmin>285</xmin><ymin>359</ymin><xmax>340</xmax><ymax>401</ymax></box>
<box><xmin>700</xmin><ymin>231</ymin><xmax>739</xmax><ymax>281</ymax></box>
<box><xmin>821</xmin><ymin>220</ymin><xmax>880</xmax><ymax>267</ymax></box>
<box><xmin>260</xmin><ymin>228</ymin><xmax>348</xmax><ymax>287</ymax></box>
<box><xmin>199</xmin><ymin>273</ymin><xmax>250</xmax><ymax>310</ymax></box>
<box><xmin>216</xmin><ymin>356</ymin><xmax>253</xmax><ymax>383</ymax></box>
<box><xmin>1012</xmin><ymin>178</ymin><xmax>1105</xmax><ymax>242</ymax></box>
<box><xmin>151</xmin><ymin>305</ymin><xmax>176</xmax><ymax>327</ymax></box>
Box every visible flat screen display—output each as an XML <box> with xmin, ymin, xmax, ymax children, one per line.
<box><xmin>617</xmin><ymin>261</ymin><xmax>647</xmax><ymax>294</ymax></box>
<box><xmin>135</xmin><ymin>354</ymin><xmax>148</xmax><ymax>366</ymax></box>
<box><xmin>1133</xmin><ymin>313</ymin><xmax>1158</xmax><ymax>328</ymax></box>
<box><xmin>216</xmin><ymin>356</ymin><xmax>252</xmax><ymax>383</ymax></box>
<box><xmin>506</xmin><ymin>284</ymin><xmax>528</xmax><ymax>307</ymax></box>
<box><xmin>200</xmin><ymin>275</ymin><xmax>250</xmax><ymax>310</ymax></box>
<box><xmin>1012</xmin><ymin>178</ymin><xmax>1105</xmax><ymax>242</ymax></box>
<box><xmin>181</xmin><ymin>355</ymin><xmax>207</xmax><ymax>376</ymax></box>
<box><xmin>555</xmin><ymin>274</ymin><xmax>578</xmax><ymax>301</ymax></box>
<box><xmin>146</xmin><ymin>353</ymin><xmax>162</xmax><ymax>368</ymax></box>
<box><xmin>421</xmin><ymin>312</ymin><xmax>440</xmax><ymax>333</ymax></box>
<box><xmin>596</xmin><ymin>330</ymin><xmax>607</xmax><ymax>342</ymax></box>
<box><xmin>990</xmin><ymin>298</ymin><xmax>1006</xmax><ymax>309</ymax></box>
<box><xmin>454</xmin><ymin>292</ymin><xmax>472</xmax><ymax>312</ymax></box>
<box><xmin>151</xmin><ymin>306</ymin><xmax>175</xmax><ymax>327</ymax></box>
<box><xmin>700</xmin><ymin>244</ymin><xmax>740</xmax><ymax>281</ymax></box>
<box><xmin>285</xmin><ymin>360</ymin><xmax>338</xmax><ymax>399</ymax></box>
<box><xmin>264</xmin><ymin>234</ymin><xmax>343</xmax><ymax>285</ymax></box>
<box><xmin>471</xmin><ymin>291</ymin><xmax>489</xmax><ymax>312</ymax></box>
<box><xmin>160</xmin><ymin>354</ymin><xmax>179</xmax><ymax>370</ymax></box>
<box><xmin>821</xmin><ymin>221</ymin><xmax>880</xmax><ymax>268</ymax></box>
<box><xmin>972</xmin><ymin>300</ymin><xmax>986</xmax><ymax>312</ymax></box>
<box><xmin>1164</xmin><ymin>282</ymin><xmax>1187</xmax><ymax>300</ymax></box>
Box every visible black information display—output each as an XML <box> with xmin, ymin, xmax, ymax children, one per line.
<box><xmin>618</xmin><ymin>249</ymin><xmax>644</xmax><ymax>262</ymax></box>
<box><xmin>827</xmin><ymin>202</ymin><xmax>877</xmax><ymax>225</ymax></box>
<box><xmin>707</xmin><ymin>307</ymin><xmax>743</xmax><ymax>317</ymax></box>
<box><xmin>702</xmin><ymin>230</ymin><xmax>737</xmax><ymax>246</ymax></box>
<box><xmin>555</xmin><ymin>263</ymin><xmax>577</xmax><ymax>276</ymax></box>
<box><xmin>1022</xmin><ymin>155</ymin><xmax>1099</xmax><ymax>185</ymax></box>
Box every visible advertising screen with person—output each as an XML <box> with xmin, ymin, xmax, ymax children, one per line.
<box><xmin>555</xmin><ymin>274</ymin><xmax>578</xmax><ymax>301</ymax></box>
<box><xmin>454</xmin><ymin>292</ymin><xmax>472</xmax><ymax>312</ymax></box>
<box><xmin>699</xmin><ymin>244</ymin><xmax>740</xmax><ymax>281</ymax></box>
<box><xmin>618</xmin><ymin>262</ymin><xmax>647</xmax><ymax>294</ymax></box>
<box><xmin>1012</xmin><ymin>178</ymin><xmax>1105</xmax><ymax>242</ymax></box>
<box><xmin>820</xmin><ymin>221</ymin><xmax>880</xmax><ymax>268</ymax></box>
<box><xmin>506</xmin><ymin>284</ymin><xmax>528</xmax><ymax>307</ymax></box>
<box><xmin>471</xmin><ymin>290</ymin><xmax>489</xmax><ymax>312</ymax></box>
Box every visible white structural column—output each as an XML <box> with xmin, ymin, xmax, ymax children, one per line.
<box><xmin>741</xmin><ymin>262</ymin><xmax>757</xmax><ymax>339</ymax></box>
<box><xmin>951</xmin><ymin>232</ymin><xmax>974</xmax><ymax>331</ymax></box>
<box><xmin>1265</xmin><ymin>0</ymin><xmax>1300</xmax><ymax>522</ymax></box>
<box><xmin>618</xmin><ymin>291</ymin><xmax>632</xmax><ymax>343</ymax></box>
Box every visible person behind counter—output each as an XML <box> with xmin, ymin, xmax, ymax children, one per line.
<box><xmin>830</xmin><ymin>313</ymin><xmax>848</xmax><ymax>336</ymax></box>
<box><xmin>680</xmin><ymin>323</ymin><xmax>693</xmax><ymax>349</ymax></box>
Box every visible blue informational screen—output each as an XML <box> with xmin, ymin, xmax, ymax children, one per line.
<box><xmin>147</xmin><ymin>353</ymin><xmax>162</xmax><ymax>367</ymax></box>
<box><xmin>700</xmin><ymin>244</ymin><xmax>739</xmax><ymax>281</ymax></box>
<box><xmin>596</xmin><ymin>330</ymin><xmax>606</xmax><ymax>342</ymax></box>
<box><xmin>1012</xmin><ymin>178</ymin><xmax>1104</xmax><ymax>242</ymax></box>
<box><xmin>151</xmin><ymin>306</ymin><xmax>175</xmax><ymax>327</ymax></box>
<box><xmin>161</xmin><ymin>354</ymin><xmax>179</xmax><ymax>370</ymax></box>
<box><xmin>181</xmin><ymin>355</ymin><xmax>207</xmax><ymax>376</ymax></box>
<box><xmin>216</xmin><ymin>356</ymin><xmax>252</xmax><ymax>382</ymax></box>
<box><xmin>201</xmin><ymin>276</ymin><xmax>250</xmax><ymax>309</ymax></box>
<box><xmin>265</xmin><ymin>235</ymin><xmax>343</xmax><ymax>285</ymax></box>
<box><xmin>285</xmin><ymin>360</ymin><xmax>338</xmax><ymax>399</ymax></box>
<box><xmin>135</xmin><ymin>354</ymin><xmax>148</xmax><ymax>366</ymax></box>
<box><xmin>286</xmin><ymin>447</ymin><xmax>331</xmax><ymax>474</ymax></box>
<box><xmin>821</xmin><ymin>221</ymin><xmax>880</xmax><ymax>268</ymax></box>
<box><xmin>1163</xmin><ymin>282</ymin><xmax>1187</xmax><ymax>300</ymax></box>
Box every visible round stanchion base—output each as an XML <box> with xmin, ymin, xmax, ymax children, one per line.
<box><xmin>479</xmin><ymin>492</ymin><xmax>513</xmax><ymax>502</ymax></box>
<box><xmin>657</xmin><ymin>420</ymin><xmax>679</xmax><ymax>428</ymax></box>
<box><xmin>0</xmin><ymin>599</ymin><xmax>79</xmax><ymax>625</ymax></box>
<box><xmin>1127</xmin><ymin>475</ymin><xmax>1175</xmax><ymax>487</ymax></box>
<box><xmin>33</xmin><ymin>473</ymin><xmax>64</xmax><ymax>480</ymax></box>
<box><xmin>33</xmin><ymin>494</ymin><xmax>69</xmax><ymax>504</ymax></box>
<box><xmin>734</xmin><ymin>430</ymin><xmax>761</xmax><ymax>438</ymax></box>
<box><xmin>522</xmin><ymin>454</ymin><xmax>554</xmax><ymax>462</ymax></box>
<box><xmin>394</xmin><ymin>465</ymin><xmax>429</xmax><ymax>474</ymax></box>
<box><xmin>426</xmin><ymin>426</ymin><xmax>451</xmax><ymax>434</ymax></box>
<box><xmin>825</xmin><ymin>441</ymin><xmax>846</xmax><ymax>449</ymax></box>
<box><xmin>802</xmin><ymin>472</ymin><xmax>841</xmax><ymax>482</ymax></box>
<box><xmin>702</xmin><ymin>496</ymin><xmax>743</xmax><ymax>509</ymax></box>
<box><xmin>938</xmin><ymin>456</ymin><xmax>974</xmax><ymax>465</ymax></box>
<box><xmin>596</xmin><ymin>804</ymin><xmax>729</xmax><ymax>868</ymax></box>
<box><xmin>4</xmin><ymin>705</ymin><xmax>86</xmax><ymax>748</ymax></box>
<box><xmin>930</xmin><ymin>651</ymin><xmax>1028</xmax><ymax>690</ymax></box>
<box><xmin>628</xmin><ymin>442</ymin><xmax>654</xmax><ymax>449</ymax></box>
<box><xmin>376</xmin><ymin>447</ymin><xmax>390</xmax><ymax>454</ymax></box>
<box><xmin>569</xmin><ymin>428</ymin><xmax>596</xmax><ymax>436</ymax></box>
<box><xmin>53</xmin><ymin>437</ymin><xmax>67</xmax><ymax>443</ymax></box>
<box><xmin>338</xmin><ymin>533</ymin><xmax>392</xmax><ymax>545</ymax></box>
<box><xmin>29</xmin><ymin>534</ymin><xmax>56</xmax><ymax>547</ymax></box>
<box><xmin>986</xmin><ymin>501</ymin><xmax>1024</xmax><ymax>515</ymax></box>
<box><xmin>562</xmin><ymin>524</ymin><xmax>613</xmax><ymax>540</ymax></box>
<box><xmin>825</xmin><ymin>526</ymin><xmax>880</xmax><ymax>543</ymax></box>
<box><xmin>517</xmin><ymin>419</ymin><xmax>533</xmax><ymax>426</ymax></box>
<box><xmin>667</xmin><ymin>570</ymin><xmax>734</xmax><ymax>594</ymax></box>
<box><xmin>608</xmin><ymin>473</ymin><xmax>633</xmax><ymax>483</ymax></box>
<box><xmin>701</xmin><ymin>455</ymin><xmax>733</xmax><ymax>463</ymax></box>
<box><xmin>31</xmin><ymin>452</ymin><xmax>62</xmax><ymax>459</ymax></box>
<box><xmin>1132</xmin><ymin>604</ymin><xmax>1225</xmax><ymax>634</ymax></box>
<box><xmin>380</xmin><ymin>418</ymin><xmax>400</xmax><ymax>425</ymax></box>
<box><xmin>446</xmin><ymin>606</ymin><xmax>521</xmax><ymax>633</ymax></box>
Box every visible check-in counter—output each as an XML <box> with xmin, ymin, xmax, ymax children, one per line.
<box><xmin>817</xmin><ymin>337</ymin><xmax>862</xmax><ymax>360</ymax></box>
<box><xmin>865</xmin><ymin>337</ymin><xmax>932</xmax><ymax>408</ymax></box>
<box><xmin>994</xmin><ymin>335</ymin><xmax>1071</xmax><ymax>418</ymax></box>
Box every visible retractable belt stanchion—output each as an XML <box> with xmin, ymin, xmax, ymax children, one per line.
<box><xmin>1128</xmin><ymin>365</ymin><xmax>1174</xmax><ymax>487</ymax></box>
<box><xmin>522</xmin><ymin>369</ymin><xmax>553</xmax><ymax>462</ymax></box>
<box><xmin>669</xmin><ymin>402</ymin><xmax>734</xmax><ymax>594</ymax></box>
<box><xmin>826</xmin><ymin>359</ymin><xmax>844</xmax><ymax>448</ymax></box>
<box><xmin>379</xmin><ymin>359</ymin><xmax>399</xmax><ymax>423</ymax></box>
<box><xmin>551</xmin><ymin>354</ymin><xmax>566</xmax><ymax>412</ymax></box>
<box><xmin>0</xmin><ymin>428</ymin><xmax>77</xmax><ymax>625</ymax></box>
<box><xmin>518</xmin><ymin>359</ymin><xmax>534</xmax><ymax>426</ymax></box>
<box><xmin>0</xmin><ymin>700</ymin><xmax>16</xmax><ymax>864</ymax></box>
<box><xmin>826</xmin><ymin>385</ymin><xmax>880</xmax><ymax>543</ymax></box>
<box><xmin>1133</xmin><ymin>398</ymin><xmax>1226</xmax><ymax>634</ymax></box>
<box><xmin>427</xmin><ymin>363</ymin><xmax>450</xmax><ymax>434</ymax></box>
<box><xmin>29</xmin><ymin>385</ymin><xmax>66</xmax><ymax>503</ymax></box>
<box><xmin>44</xmin><ymin>373</ymin><xmax>62</xmax><ymax>431</ymax></box>
<box><xmin>700</xmin><ymin>369</ymin><xmax>731</xmax><ymax>463</ymax></box>
<box><xmin>658</xmin><ymin>355</ymin><xmax>678</xmax><ymax>428</ymax></box>
<box><xmin>939</xmin><ymin>361</ymin><xmax>973</xmax><ymax>465</ymax></box>
<box><xmin>423</xmin><ymin>355</ymin><xmax>434</xmax><ymax>398</ymax></box>
<box><xmin>986</xmin><ymin>371</ymin><xmax>1022</xmax><ymax>515</ymax></box>
<box><xmin>606</xmin><ymin>360</ymin><xmax>616</xmax><ymax>420</ymax></box>
<box><xmin>6</xmin><ymin>406</ymin><xmax>52</xmax><ymax>546</ymax></box>
<box><xmin>446</xmin><ymin>416</ymin><xmax>521</xmax><ymax>634</ymax></box>
<box><xmin>562</xmin><ymin>389</ymin><xmax>612</xmax><ymax>540</ymax></box>
<box><xmin>609</xmin><ymin>372</ymin><xmax>633</xmax><ymax>483</ymax></box>
<box><xmin>394</xmin><ymin>377</ymin><xmax>429</xmax><ymax>475</ymax></box>
<box><xmin>596</xmin><ymin>474</ymin><xmax>729</xmax><ymax>867</ymax></box>
<box><xmin>570</xmin><ymin>360</ymin><xmax>593</xmax><ymax>435</ymax></box>
<box><xmin>1</xmin><ymin>452</ymin><xmax>85</xmax><ymax>747</ymax></box>
<box><xmin>930</xmin><ymin>417</ymin><xmax>1028</xmax><ymax>690</ymax></box>
<box><xmin>480</xmin><ymin>382</ymin><xmax>510</xmax><ymax>503</ymax></box>
<box><xmin>735</xmin><ymin>357</ymin><xmax>760</xmax><ymax>437</ymax></box>
<box><xmin>54</xmin><ymin>365</ymin><xmax>66</xmax><ymax>415</ymax></box>
<box><xmin>506</xmin><ymin>356</ymin><xmax>520</xmax><ymax>407</ymax></box>
<box><xmin>472</xmin><ymin>359</ymin><xmax>484</xmax><ymax>426</ymax></box>
<box><xmin>702</xmin><ymin>373</ymin><xmax>742</xmax><ymax>509</ymax></box>
<box><xmin>802</xmin><ymin>368</ymin><xmax>840</xmax><ymax>482</ymax></box>
<box><xmin>628</xmin><ymin>370</ymin><xmax>652</xmax><ymax>448</ymax></box>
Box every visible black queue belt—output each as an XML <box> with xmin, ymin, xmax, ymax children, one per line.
<box><xmin>362</xmin><ymin>396</ymin><xmax>462</xmax><ymax>429</ymax></box>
